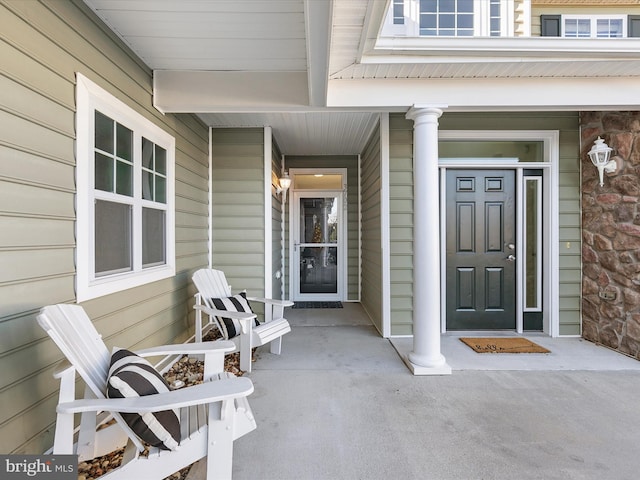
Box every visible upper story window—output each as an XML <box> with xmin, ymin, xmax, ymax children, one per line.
<box><xmin>75</xmin><ymin>73</ymin><xmax>175</xmax><ymax>301</ymax></box>
<box><xmin>542</xmin><ymin>15</ymin><xmax>640</xmax><ymax>38</ymax></box>
<box><xmin>420</xmin><ymin>0</ymin><xmax>474</xmax><ymax>37</ymax></box>
<box><xmin>382</xmin><ymin>0</ymin><xmax>512</xmax><ymax>38</ymax></box>
<box><xmin>564</xmin><ymin>16</ymin><xmax>624</xmax><ymax>38</ymax></box>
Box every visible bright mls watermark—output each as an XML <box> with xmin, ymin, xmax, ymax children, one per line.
<box><xmin>1</xmin><ymin>455</ymin><xmax>76</xmax><ymax>479</ymax></box>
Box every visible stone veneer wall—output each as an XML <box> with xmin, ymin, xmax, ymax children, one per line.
<box><xmin>581</xmin><ymin>112</ymin><xmax>640</xmax><ymax>360</ymax></box>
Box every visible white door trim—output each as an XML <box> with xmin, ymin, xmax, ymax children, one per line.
<box><xmin>437</xmin><ymin>130</ymin><xmax>559</xmax><ymax>336</ymax></box>
<box><xmin>288</xmin><ymin>168</ymin><xmax>348</xmax><ymax>302</ymax></box>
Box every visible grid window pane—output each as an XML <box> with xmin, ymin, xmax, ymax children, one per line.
<box><xmin>421</xmin><ymin>14</ymin><xmax>437</xmax><ymax>29</ymax></box>
<box><xmin>95</xmin><ymin>152</ymin><xmax>113</xmax><ymax>192</ymax></box>
<box><xmin>142</xmin><ymin>170</ymin><xmax>153</xmax><ymax>200</ymax></box>
<box><xmin>116</xmin><ymin>123</ymin><xmax>132</xmax><ymax>161</ymax></box>
<box><xmin>421</xmin><ymin>0</ymin><xmax>437</xmax><ymax>12</ymax></box>
<box><xmin>95</xmin><ymin>111</ymin><xmax>113</xmax><ymax>153</ymax></box>
<box><xmin>459</xmin><ymin>0</ymin><xmax>473</xmax><ymax>13</ymax></box>
<box><xmin>491</xmin><ymin>18</ymin><xmax>501</xmax><ymax>34</ymax></box>
<box><xmin>155</xmin><ymin>146</ymin><xmax>167</xmax><ymax>175</ymax></box>
<box><xmin>459</xmin><ymin>14</ymin><xmax>474</xmax><ymax>29</ymax></box>
<box><xmin>440</xmin><ymin>0</ymin><xmax>454</xmax><ymax>13</ymax></box>
<box><xmin>142</xmin><ymin>137</ymin><xmax>154</xmax><ymax>170</ymax></box>
<box><xmin>577</xmin><ymin>19</ymin><xmax>590</xmax><ymax>37</ymax></box>
<box><xmin>115</xmin><ymin>160</ymin><xmax>133</xmax><ymax>196</ymax></box>
<box><xmin>156</xmin><ymin>176</ymin><xmax>166</xmax><ymax>204</ymax></box>
<box><xmin>142</xmin><ymin>208</ymin><xmax>166</xmax><ymax>267</ymax></box>
<box><xmin>440</xmin><ymin>14</ymin><xmax>455</xmax><ymax>28</ymax></box>
<box><xmin>95</xmin><ymin>200</ymin><xmax>132</xmax><ymax>275</ymax></box>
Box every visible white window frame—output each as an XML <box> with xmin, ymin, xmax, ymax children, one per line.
<box><xmin>381</xmin><ymin>0</ymin><xmax>514</xmax><ymax>37</ymax></box>
<box><xmin>75</xmin><ymin>73</ymin><xmax>176</xmax><ymax>302</ymax></box>
<box><xmin>562</xmin><ymin>15</ymin><xmax>627</xmax><ymax>38</ymax></box>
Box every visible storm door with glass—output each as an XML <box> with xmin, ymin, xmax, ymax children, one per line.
<box><xmin>292</xmin><ymin>192</ymin><xmax>343</xmax><ymax>301</ymax></box>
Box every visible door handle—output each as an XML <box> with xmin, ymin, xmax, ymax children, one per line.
<box><xmin>506</xmin><ymin>254</ymin><xmax>516</xmax><ymax>262</ymax></box>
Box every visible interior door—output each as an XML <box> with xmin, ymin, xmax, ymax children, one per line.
<box><xmin>446</xmin><ymin>169</ymin><xmax>516</xmax><ymax>330</ymax></box>
<box><xmin>292</xmin><ymin>193</ymin><xmax>342</xmax><ymax>301</ymax></box>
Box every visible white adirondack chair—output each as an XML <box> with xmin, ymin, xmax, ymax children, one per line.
<box><xmin>37</xmin><ymin>304</ymin><xmax>256</xmax><ymax>480</ymax></box>
<box><xmin>192</xmin><ymin>268</ymin><xmax>293</xmax><ymax>372</ymax></box>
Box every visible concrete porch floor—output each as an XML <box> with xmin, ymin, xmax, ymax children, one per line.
<box><xmin>189</xmin><ymin>303</ymin><xmax>640</xmax><ymax>480</ymax></box>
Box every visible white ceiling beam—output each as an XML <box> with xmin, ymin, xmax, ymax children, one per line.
<box><xmin>326</xmin><ymin>76</ymin><xmax>640</xmax><ymax>111</ymax></box>
<box><xmin>304</xmin><ymin>0</ymin><xmax>332</xmax><ymax>107</ymax></box>
<box><xmin>153</xmin><ymin>71</ymin><xmax>309</xmax><ymax>113</ymax></box>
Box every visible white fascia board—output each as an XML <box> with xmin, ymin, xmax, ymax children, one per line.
<box><xmin>327</xmin><ymin>76</ymin><xmax>640</xmax><ymax>111</ymax></box>
<box><xmin>154</xmin><ymin>71</ymin><xmax>309</xmax><ymax>112</ymax></box>
<box><xmin>304</xmin><ymin>0</ymin><xmax>331</xmax><ymax>107</ymax></box>
<box><xmin>371</xmin><ymin>37</ymin><xmax>640</xmax><ymax>61</ymax></box>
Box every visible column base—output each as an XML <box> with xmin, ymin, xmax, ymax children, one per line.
<box><xmin>402</xmin><ymin>355</ymin><xmax>452</xmax><ymax>376</ymax></box>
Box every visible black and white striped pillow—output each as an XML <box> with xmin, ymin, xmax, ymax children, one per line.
<box><xmin>106</xmin><ymin>348</ymin><xmax>180</xmax><ymax>450</ymax></box>
<box><xmin>208</xmin><ymin>292</ymin><xmax>258</xmax><ymax>339</ymax></box>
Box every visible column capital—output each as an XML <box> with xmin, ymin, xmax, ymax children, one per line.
<box><xmin>405</xmin><ymin>104</ymin><xmax>447</xmax><ymax>122</ymax></box>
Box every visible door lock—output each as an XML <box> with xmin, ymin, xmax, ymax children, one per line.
<box><xmin>507</xmin><ymin>243</ymin><xmax>516</xmax><ymax>250</ymax></box>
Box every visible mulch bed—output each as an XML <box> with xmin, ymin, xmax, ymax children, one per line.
<box><xmin>78</xmin><ymin>330</ymin><xmax>246</xmax><ymax>480</ymax></box>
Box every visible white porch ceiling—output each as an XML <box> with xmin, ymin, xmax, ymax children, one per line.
<box><xmin>83</xmin><ymin>0</ymin><xmax>640</xmax><ymax>155</ymax></box>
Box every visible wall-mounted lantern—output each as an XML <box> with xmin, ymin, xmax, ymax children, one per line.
<box><xmin>276</xmin><ymin>171</ymin><xmax>292</xmax><ymax>203</ymax></box>
<box><xmin>588</xmin><ymin>137</ymin><xmax>617</xmax><ymax>187</ymax></box>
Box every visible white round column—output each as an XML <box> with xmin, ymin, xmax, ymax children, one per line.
<box><xmin>405</xmin><ymin>106</ymin><xmax>451</xmax><ymax>375</ymax></box>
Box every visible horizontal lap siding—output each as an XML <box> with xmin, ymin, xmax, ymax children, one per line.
<box><xmin>272</xmin><ymin>140</ymin><xmax>284</xmax><ymax>299</ymax></box>
<box><xmin>389</xmin><ymin>112</ymin><xmax>581</xmax><ymax>336</ymax></box>
<box><xmin>0</xmin><ymin>0</ymin><xmax>209</xmax><ymax>454</ymax></box>
<box><xmin>360</xmin><ymin>121</ymin><xmax>383</xmax><ymax>333</ymax></box>
<box><xmin>389</xmin><ymin>116</ymin><xmax>414</xmax><ymax>335</ymax></box>
<box><xmin>211</xmin><ymin>128</ymin><xmax>266</xmax><ymax>300</ymax></box>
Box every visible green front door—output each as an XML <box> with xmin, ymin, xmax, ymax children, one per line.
<box><xmin>446</xmin><ymin>169</ymin><xmax>516</xmax><ymax>330</ymax></box>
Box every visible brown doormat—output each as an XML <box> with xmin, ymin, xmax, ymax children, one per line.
<box><xmin>460</xmin><ymin>337</ymin><xmax>550</xmax><ymax>354</ymax></box>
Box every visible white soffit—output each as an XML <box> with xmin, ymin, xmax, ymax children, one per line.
<box><xmin>83</xmin><ymin>0</ymin><xmax>307</xmax><ymax>72</ymax></box>
<box><xmin>201</xmin><ymin>111</ymin><xmax>379</xmax><ymax>156</ymax></box>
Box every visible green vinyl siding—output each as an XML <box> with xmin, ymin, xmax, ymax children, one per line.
<box><xmin>285</xmin><ymin>155</ymin><xmax>360</xmax><ymax>301</ymax></box>
<box><xmin>0</xmin><ymin>0</ymin><xmax>209</xmax><ymax>454</ymax></box>
<box><xmin>211</xmin><ymin>128</ymin><xmax>266</xmax><ymax>302</ymax></box>
<box><xmin>389</xmin><ymin>112</ymin><xmax>581</xmax><ymax>336</ymax></box>
<box><xmin>272</xmin><ymin>139</ymin><xmax>284</xmax><ymax>299</ymax></box>
<box><xmin>360</xmin><ymin>120</ymin><xmax>383</xmax><ymax>333</ymax></box>
<box><xmin>388</xmin><ymin>115</ymin><xmax>415</xmax><ymax>335</ymax></box>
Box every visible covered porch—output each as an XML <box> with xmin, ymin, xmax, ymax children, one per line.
<box><xmin>187</xmin><ymin>303</ymin><xmax>640</xmax><ymax>479</ymax></box>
